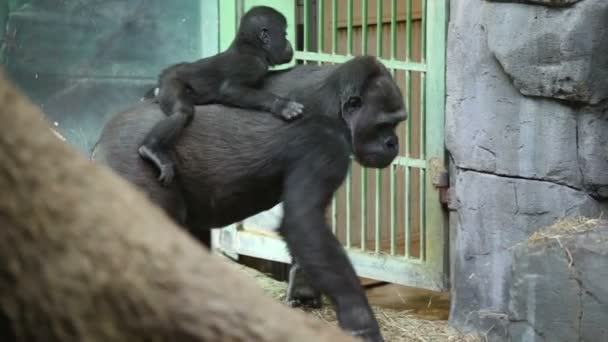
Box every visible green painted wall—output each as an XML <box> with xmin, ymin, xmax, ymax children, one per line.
<box><xmin>0</xmin><ymin>0</ymin><xmax>219</xmax><ymax>154</ymax></box>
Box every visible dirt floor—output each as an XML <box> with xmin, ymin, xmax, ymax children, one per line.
<box><xmin>228</xmin><ymin>261</ymin><xmax>481</xmax><ymax>342</ymax></box>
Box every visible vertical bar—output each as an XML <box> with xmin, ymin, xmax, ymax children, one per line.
<box><xmin>404</xmin><ymin>70</ymin><xmax>412</xmax><ymax>257</ymax></box>
<box><xmin>361</xmin><ymin>167</ymin><xmax>367</xmax><ymax>251</ymax></box>
<box><xmin>420</xmin><ymin>73</ymin><xmax>426</xmax><ymax>158</ymax></box>
<box><xmin>389</xmin><ymin>165</ymin><xmax>396</xmax><ymax>255</ymax></box>
<box><xmin>424</xmin><ymin>0</ymin><xmax>448</xmax><ymax>287</ymax></box>
<box><xmin>346</xmin><ymin>166</ymin><xmax>352</xmax><ymax>248</ymax></box>
<box><xmin>405</xmin><ymin>0</ymin><xmax>412</xmax><ymax>61</ymax></box>
<box><xmin>388</xmin><ymin>0</ymin><xmax>397</xmax><ymax>252</ymax></box>
<box><xmin>374</xmin><ymin>0</ymin><xmax>383</xmax><ymax>254</ymax></box>
<box><xmin>421</xmin><ymin>0</ymin><xmax>427</xmax><ymax>62</ymax></box>
<box><xmin>404</xmin><ymin>166</ymin><xmax>411</xmax><ymax>257</ymax></box>
<box><xmin>419</xmin><ymin>168</ymin><xmax>426</xmax><ymax>260</ymax></box>
<box><xmin>374</xmin><ymin>170</ymin><xmax>381</xmax><ymax>253</ymax></box>
<box><xmin>376</xmin><ymin>0</ymin><xmax>383</xmax><ymax>58</ymax></box>
<box><xmin>318</xmin><ymin>0</ymin><xmax>325</xmax><ymax>53</ymax></box>
<box><xmin>390</xmin><ymin>0</ymin><xmax>396</xmax><ymax>60</ymax></box>
<box><xmin>332</xmin><ymin>0</ymin><xmax>338</xmax><ymax>54</ymax></box>
<box><xmin>347</xmin><ymin>0</ymin><xmax>353</xmax><ymax>55</ymax></box>
<box><xmin>236</xmin><ymin>0</ymin><xmax>244</xmax><ymax>21</ymax></box>
<box><xmin>360</xmin><ymin>0</ymin><xmax>369</xmax><ymax>252</ymax></box>
<box><xmin>405</xmin><ymin>71</ymin><xmax>412</xmax><ymax>156</ymax></box>
<box><xmin>303</xmin><ymin>0</ymin><xmax>310</xmax><ymax>51</ymax></box>
<box><xmin>403</xmin><ymin>0</ymin><xmax>414</xmax><ymax>259</ymax></box>
<box><xmin>361</xmin><ymin>0</ymin><xmax>368</xmax><ymax>54</ymax></box>
<box><xmin>419</xmin><ymin>70</ymin><xmax>427</xmax><ymax>259</ymax></box>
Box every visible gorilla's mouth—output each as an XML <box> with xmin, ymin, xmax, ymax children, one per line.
<box><xmin>355</xmin><ymin>151</ymin><xmax>397</xmax><ymax>169</ymax></box>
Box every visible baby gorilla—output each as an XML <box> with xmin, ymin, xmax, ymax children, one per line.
<box><xmin>139</xmin><ymin>6</ymin><xmax>303</xmax><ymax>185</ymax></box>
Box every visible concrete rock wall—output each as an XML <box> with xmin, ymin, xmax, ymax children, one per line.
<box><xmin>508</xmin><ymin>220</ymin><xmax>608</xmax><ymax>341</ymax></box>
<box><xmin>446</xmin><ymin>0</ymin><xmax>608</xmax><ymax>339</ymax></box>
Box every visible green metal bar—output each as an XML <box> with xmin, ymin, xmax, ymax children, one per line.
<box><xmin>421</xmin><ymin>0</ymin><xmax>427</xmax><ymax>62</ymax></box>
<box><xmin>390</xmin><ymin>0</ymin><xmax>397</xmax><ymax>60</ymax></box>
<box><xmin>374</xmin><ymin>170</ymin><xmax>382</xmax><ymax>254</ymax></box>
<box><xmin>420</xmin><ymin>74</ymin><xmax>426</xmax><ymax>159</ymax></box>
<box><xmin>376</xmin><ymin>0</ymin><xmax>383</xmax><ymax>57</ymax></box>
<box><xmin>361</xmin><ymin>0</ymin><xmax>368</xmax><ymax>55</ymax></box>
<box><xmin>361</xmin><ymin>167</ymin><xmax>367</xmax><ymax>251</ymax></box>
<box><xmin>294</xmin><ymin>51</ymin><xmax>427</xmax><ymax>72</ymax></box>
<box><xmin>376</xmin><ymin>0</ymin><xmax>384</xmax><ymax>254</ymax></box>
<box><xmin>389</xmin><ymin>165</ymin><xmax>396</xmax><ymax>255</ymax></box>
<box><xmin>303</xmin><ymin>0</ymin><xmax>309</xmax><ymax>51</ymax></box>
<box><xmin>332</xmin><ymin>0</ymin><xmax>338</xmax><ymax>54</ymax></box>
<box><xmin>393</xmin><ymin>156</ymin><xmax>426</xmax><ymax>168</ymax></box>
<box><xmin>423</xmin><ymin>0</ymin><xmax>448</xmax><ymax>285</ymax></box>
<box><xmin>226</xmin><ymin>230</ymin><xmax>447</xmax><ymax>290</ymax></box>
<box><xmin>360</xmin><ymin>0</ymin><xmax>369</xmax><ymax>253</ymax></box>
<box><xmin>406</xmin><ymin>0</ymin><xmax>412</xmax><ymax>61</ymax></box>
<box><xmin>418</xmin><ymin>70</ymin><xmax>427</xmax><ymax>259</ymax></box>
<box><xmin>346</xmin><ymin>165</ymin><xmax>352</xmax><ymax>248</ymax></box>
<box><xmin>347</xmin><ymin>0</ymin><xmax>353</xmax><ymax>55</ymax></box>
<box><xmin>344</xmin><ymin>154</ymin><xmax>426</xmax><ymax>168</ymax></box>
<box><xmin>406</xmin><ymin>71</ymin><xmax>412</xmax><ymax>158</ymax></box>
<box><xmin>405</xmin><ymin>69</ymin><xmax>412</xmax><ymax>258</ymax></box>
<box><xmin>404</xmin><ymin>166</ymin><xmax>411</xmax><ymax>257</ymax></box>
<box><xmin>419</xmin><ymin>168</ymin><xmax>426</xmax><ymax>260</ymax></box>
<box><xmin>318</xmin><ymin>0</ymin><xmax>324</xmax><ymax>53</ymax></box>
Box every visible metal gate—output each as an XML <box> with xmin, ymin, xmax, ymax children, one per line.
<box><xmin>213</xmin><ymin>0</ymin><xmax>448</xmax><ymax>292</ymax></box>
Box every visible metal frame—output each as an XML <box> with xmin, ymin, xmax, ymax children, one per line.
<box><xmin>214</xmin><ymin>0</ymin><xmax>448</xmax><ymax>292</ymax></box>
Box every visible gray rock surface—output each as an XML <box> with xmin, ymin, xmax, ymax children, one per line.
<box><xmin>487</xmin><ymin>0</ymin><xmax>608</xmax><ymax>105</ymax></box>
<box><xmin>507</xmin><ymin>220</ymin><xmax>608</xmax><ymax>341</ymax></box>
<box><xmin>448</xmin><ymin>170</ymin><xmax>605</xmax><ymax>340</ymax></box>
<box><xmin>447</xmin><ymin>0</ymin><xmax>608</xmax><ymax>195</ymax></box>
<box><xmin>578</xmin><ymin>107</ymin><xmax>608</xmax><ymax>197</ymax></box>
<box><xmin>447</xmin><ymin>1</ymin><xmax>608</xmax><ymax>338</ymax></box>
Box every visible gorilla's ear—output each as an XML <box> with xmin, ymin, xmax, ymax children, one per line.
<box><xmin>258</xmin><ymin>28</ymin><xmax>270</xmax><ymax>45</ymax></box>
<box><xmin>341</xmin><ymin>95</ymin><xmax>362</xmax><ymax>123</ymax></box>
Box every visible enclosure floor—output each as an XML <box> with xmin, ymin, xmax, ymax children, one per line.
<box><xmin>226</xmin><ymin>259</ymin><xmax>481</xmax><ymax>342</ymax></box>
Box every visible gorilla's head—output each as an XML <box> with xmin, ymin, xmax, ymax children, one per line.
<box><xmin>238</xmin><ymin>6</ymin><xmax>294</xmax><ymax>66</ymax></box>
<box><xmin>336</xmin><ymin>56</ymin><xmax>407</xmax><ymax>168</ymax></box>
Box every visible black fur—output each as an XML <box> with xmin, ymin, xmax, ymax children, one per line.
<box><xmin>139</xmin><ymin>6</ymin><xmax>303</xmax><ymax>186</ymax></box>
<box><xmin>93</xmin><ymin>56</ymin><xmax>407</xmax><ymax>342</ymax></box>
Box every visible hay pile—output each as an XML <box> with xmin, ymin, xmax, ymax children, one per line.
<box><xmin>528</xmin><ymin>217</ymin><xmax>605</xmax><ymax>246</ymax></box>
<box><xmin>229</xmin><ymin>262</ymin><xmax>481</xmax><ymax>342</ymax></box>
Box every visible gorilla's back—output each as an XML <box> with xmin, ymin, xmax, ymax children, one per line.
<box><xmin>91</xmin><ymin>63</ymin><xmax>336</xmax><ymax>226</ymax></box>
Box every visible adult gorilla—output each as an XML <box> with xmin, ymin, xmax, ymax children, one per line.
<box><xmin>93</xmin><ymin>56</ymin><xmax>407</xmax><ymax>342</ymax></box>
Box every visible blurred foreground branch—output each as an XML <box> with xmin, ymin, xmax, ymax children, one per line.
<box><xmin>0</xmin><ymin>69</ymin><xmax>355</xmax><ymax>342</ymax></box>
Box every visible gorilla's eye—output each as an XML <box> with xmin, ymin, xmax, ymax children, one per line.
<box><xmin>345</xmin><ymin>96</ymin><xmax>362</xmax><ymax>109</ymax></box>
<box><xmin>341</xmin><ymin>96</ymin><xmax>363</xmax><ymax>122</ymax></box>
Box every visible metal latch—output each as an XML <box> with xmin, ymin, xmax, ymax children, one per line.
<box><xmin>429</xmin><ymin>158</ymin><xmax>450</xmax><ymax>207</ymax></box>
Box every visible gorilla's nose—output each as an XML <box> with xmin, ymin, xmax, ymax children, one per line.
<box><xmin>384</xmin><ymin>136</ymin><xmax>398</xmax><ymax>151</ymax></box>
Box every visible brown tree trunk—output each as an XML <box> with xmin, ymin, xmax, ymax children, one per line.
<box><xmin>0</xmin><ymin>69</ymin><xmax>355</xmax><ymax>342</ymax></box>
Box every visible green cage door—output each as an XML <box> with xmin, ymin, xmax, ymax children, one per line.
<box><xmin>214</xmin><ymin>0</ymin><xmax>448</xmax><ymax>292</ymax></box>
